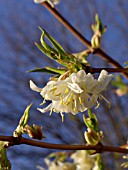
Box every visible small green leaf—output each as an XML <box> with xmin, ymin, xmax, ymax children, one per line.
<box><xmin>40</xmin><ymin>31</ymin><xmax>57</xmax><ymax>53</ymax></box>
<box><xmin>28</xmin><ymin>67</ymin><xmax>66</xmax><ymax>75</ymax></box>
<box><xmin>13</xmin><ymin>103</ymin><xmax>33</xmax><ymax>137</ymax></box>
<box><xmin>35</xmin><ymin>42</ymin><xmax>58</xmax><ymax>60</ymax></box>
<box><xmin>0</xmin><ymin>141</ymin><xmax>11</xmax><ymax>170</ymax></box>
<box><xmin>83</xmin><ymin>110</ymin><xmax>98</xmax><ymax>132</ymax></box>
<box><xmin>19</xmin><ymin>103</ymin><xmax>33</xmax><ymax>127</ymax></box>
<box><xmin>39</xmin><ymin>27</ymin><xmax>66</xmax><ymax>56</ymax></box>
<box><xmin>83</xmin><ymin>115</ymin><xmax>94</xmax><ymax>129</ymax></box>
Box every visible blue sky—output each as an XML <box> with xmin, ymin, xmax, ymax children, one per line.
<box><xmin>0</xmin><ymin>0</ymin><xmax>128</xmax><ymax>169</ymax></box>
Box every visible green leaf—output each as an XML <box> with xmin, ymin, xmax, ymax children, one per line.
<box><xmin>96</xmin><ymin>154</ymin><xmax>104</xmax><ymax>170</ymax></box>
<box><xmin>19</xmin><ymin>103</ymin><xmax>33</xmax><ymax>127</ymax></box>
<box><xmin>35</xmin><ymin>42</ymin><xmax>58</xmax><ymax>60</ymax></box>
<box><xmin>83</xmin><ymin>115</ymin><xmax>94</xmax><ymax>129</ymax></box>
<box><xmin>39</xmin><ymin>27</ymin><xmax>66</xmax><ymax>56</ymax></box>
<box><xmin>40</xmin><ymin>31</ymin><xmax>57</xmax><ymax>53</ymax></box>
<box><xmin>13</xmin><ymin>103</ymin><xmax>33</xmax><ymax>137</ymax></box>
<box><xmin>83</xmin><ymin>110</ymin><xmax>98</xmax><ymax>132</ymax></box>
<box><xmin>0</xmin><ymin>141</ymin><xmax>11</xmax><ymax>170</ymax></box>
<box><xmin>28</xmin><ymin>67</ymin><xmax>66</xmax><ymax>75</ymax></box>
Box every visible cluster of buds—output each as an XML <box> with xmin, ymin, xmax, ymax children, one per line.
<box><xmin>83</xmin><ymin>110</ymin><xmax>103</xmax><ymax>145</ymax></box>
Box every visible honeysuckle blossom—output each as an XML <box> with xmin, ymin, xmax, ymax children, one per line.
<box><xmin>71</xmin><ymin>150</ymin><xmax>98</xmax><ymax>170</ymax></box>
<box><xmin>44</xmin><ymin>159</ymin><xmax>76</xmax><ymax>170</ymax></box>
<box><xmin>34</xmin><ymin>0</ymin><xmax>60</xmax><ymax>6</ymax></box>
<box><xmin>30</xmin><ymin>70</ymin><xmax>113</xmax><ymax>116</ymax></box>
<box><xmin>41</xmin><ymin>150</ymin><xmax>100</xmax><ymax>170</ymax></box>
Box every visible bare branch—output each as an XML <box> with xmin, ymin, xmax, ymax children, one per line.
<box><xmin>42</xmin><ymin>2</ymin><xmax>128</xmax><ymax>79</ymax></box>
<box><xmin>0</xmin><ymin>135</ymin><xmax>128</xmax><ymax>154</ymax></box>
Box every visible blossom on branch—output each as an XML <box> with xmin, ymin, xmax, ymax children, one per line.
<box><xmin>30</xmin><ymin>70</ymin><xmax>113</xmax><ymax>117</ymax></box>
<box><xmin>34</xmin><ymin>0</ymin><xmax>60</xmax><ymax>7</ymax></box>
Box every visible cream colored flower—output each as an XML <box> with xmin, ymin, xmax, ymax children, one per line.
<box><xmin>34</xmin><ymin>0</ymin><xmax>60</xmax><ymax>6</ymax></box>
<box><xmin>30</xmin><ymin>70</ymin><xmax>113</xmax><ymax>115</ymax></box>
<box><xmin>71</xmin><ymin>150</ymin><xmax>97</xmax><ymax>170</ymax></box>
<box><xmin>44</xmin><ymin>159</ymin><xmax>76</xmax><ymax>170</ymax></box>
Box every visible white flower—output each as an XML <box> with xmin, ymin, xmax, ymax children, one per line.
<box><xmin>30</xmin><ymin>70</ymin><xmax>113</xmax><ymax>115</ymax></box>
<box><xmin>34</xmin><ymin>0</ymin><xmax>60</xmax><ymax>6</ymax></box>
<box><xmin>44</xmin><ymin>158</ymin><xmax>76</xmax><ymax>170</ymax></box>
<box><xmin>71</xmin><ymin>150</ymin><xmax>97</xmax><ymax>170</ymax></box>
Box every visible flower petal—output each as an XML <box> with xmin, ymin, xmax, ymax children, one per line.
<box><xmin>30</xmin><ymin>80</ymin><xmax>42</xmax><ymax>92</ymax></box>
<box><xmin>37</xmin><ymin>103</ymin><xmax>52</xmax><ymax>113</ymax></box>
<box><xmin>67</xmin><ymin>82</ymin><xmax>83</xmax><ymax>93</ymax></box>
<box><xmin>98</xmin><ymin>70</ymin><xmax>113</xmax><ymax>90</ymax></box>
<box><xmin>34</xmin><ymin>0</ymin><xmax>45</xmax><ymax>3</ymax></box>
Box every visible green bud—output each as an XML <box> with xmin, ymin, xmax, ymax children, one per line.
<box><xmin>84</xmin><ymin>128</ymin><xmax>101</xmax><ymax>145</ymax></box>
<box><xmin>91</xmin><ymin>33</ymin><xmax>101</xmax><ymax>49</ymax></box>
<box><xmin>88</xmin><ymin>128</ymin><xmax>100</xmax><ymax>142</ymax></box>
<box><xmin>84</xmin><ymin>131</ymin><xmax>99</xmax><ymax>145</ymax></box>
<box><xmin>91</xmin><ymin>13</ymin><xmax>106</xmax><ymax>49</ymax></box>
<box><xmin>0</xmin><ymin>141</ymin><xmax>11</xmax><ymax>170</ymax></box>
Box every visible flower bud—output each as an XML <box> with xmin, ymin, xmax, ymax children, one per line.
<box><xmin>91</xmin><ymin>33</ymin><xmax>101</xmax><ymax>49</ymax></box>
<box><xmin>25</xmin><ymin>124</ymin><xmax>45</xmax><ymax>140</ymax></box>
<box><xmin>84</xmin><ymin>128</ymin><xmax>100</xmax><ymax>145</ymax></box>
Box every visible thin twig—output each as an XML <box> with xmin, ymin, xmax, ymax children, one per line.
<box><xmin>42</xmin><ymin>2</ymin><xmax>128</xmax><ymax>79</ymax></box>
<box><xmin>0</xmin><ymin>135</ymin><xmax>128</xmax><ymax>154</ymax></box>
<box><xmin>88</xmin><ymin>67</ymin><xmax>128</xmax><ymax>74</ymax></box>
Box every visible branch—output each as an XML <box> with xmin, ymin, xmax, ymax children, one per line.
<box><xmin>87</xmin><ymin>67</ymin><xmax>128</xmax><ymax>74</ymax></box>
<box><xmin>0</xmin><ymin>135</ymin><xmax>128</xmax><ymax>154</ymax></box>
<box><xmin>42</xmin><ymin>2</ymin><xmax>128</xmax><ymax>79</ymax></box>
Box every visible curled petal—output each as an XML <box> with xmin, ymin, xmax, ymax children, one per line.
<box><xmin>98</xmin><ymin>70</ymin><xmax>113</xmax><ymax>90</ymax></box>
<box><xmin>37</xmin><ymin>103</ymin><xmax>52</xmax><ymax>113</ymax></box>
<box><xmin>34</xmin><ymin>0</ymin><xmax>44</xmax><ymax>3</ymax></box>
<box><xmin>30</xmin><ymin>80</ymin><xmax>42</xmax><ymax>92</ymax></box>
<box><xmin>34</xmin><ymin>0</ymin><xmax>60</xmax><ymax>5</ymax></box>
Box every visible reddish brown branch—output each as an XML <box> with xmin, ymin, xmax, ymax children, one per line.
<box><xmin>89</xmin><ymin>67</ymin><xmax>128</xmax><ymax>74</ymax></box>
<box><xmin>0</xmin><ymin>135</ymin><xmax>128</xmax><ymax>154</ymax></box>
<box><xmin>42</xmin><ymin>2</ymin><xmax>128</xmax><ymax>79</ymax></box>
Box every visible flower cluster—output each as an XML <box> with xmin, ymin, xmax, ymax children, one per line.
<box><xmin>39</xmin><ymin>150</ymin><xmax>101</xmax><ymax>170</ymax></box>
<box><xmin>30</xmin><ymin>69</ymin><xmax>113</xmax><ymax>117</ymax></box>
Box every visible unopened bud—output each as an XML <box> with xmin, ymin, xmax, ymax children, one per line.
<box><xmin>84</xmin><ymin>128</ymin><xmax>100</xmax><ymax>145</ymax></box>
<box><xmin>25</xmin><ymin>124</ymin><xmax>45</xmax><ymax>140</ymax></box>
<box><xmin>88</xmin><ymin>128</ymin><xmax>100</xmax><ymax>142</ymax></box>
<box><xmin>91</xmin><ymin>33</ymin><xmax>101</xmax><ymax>49</ymax></box>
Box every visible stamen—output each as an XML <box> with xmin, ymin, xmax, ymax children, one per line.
<box><xmin>79</xmin><ymin>96</ymin><xmax>83</xmax><ymax>104</ymax></box>
<box><xmin>60</xmin><ymin>113</ymin><xmax>64</xmax><ymax>122</ymax></box>
<box><xmin>55</xmin><ymin>92</ymin><xmax>61</xmax><ymax>96</ymax></box>
<box><xmin>49</xmin><ymin>108</ymin><xmax>53</xmax><ymax>115</ymax></box>
<box><xmin>65</xmin><ymin>88</ymin><xmax>69</xmax><ymax>94</ymax></box>
<box><xmin>49</xmin><ymin>87</ymin><xmax>57</xmax><ymax>94</ymax></box>
<box><xmin>40</xmin><ymin>100</ymin><xmax>46</xmax><ymax>106</ymax></box>
<box><xmin>95</xmin><ymin>101</ymin><xmax>100</xmax><ymax>109</ymax></box>
<box><xmin>66</xmin><ymin>94</ymin><xmax>73</xmax><ymax>106</ymax></box>
<box><xmin>99</xmin><ymin>94</ymin><xmax>111</xmax><ymax>108</ymax></box>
